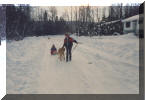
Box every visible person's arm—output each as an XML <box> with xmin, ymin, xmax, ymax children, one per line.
<box><xmin>73</xmin><ymin>39</ymin><xmax>78</xmax><ymax>44</ymax></box>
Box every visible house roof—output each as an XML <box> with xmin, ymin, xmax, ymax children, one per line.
<box><xmin>99</xmin><ymin>20</ymin><xmax>120</xmax><ymax>26</ymax></box>
<box><xmin>104</xmin><ymin>20</ymin><xmax>120</xmax><ymax>25</ymax></box>
<box><xmin>122</xmin><ymin>14</ymin><xmax>143</xmax><ymax>22</ymax></box>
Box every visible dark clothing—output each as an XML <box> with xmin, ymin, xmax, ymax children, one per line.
<box><xmin>51</xmin><ymin>45</ymin><xmax>57</xmax><ymax>55</ymax></box>
<box><xmin>63</xmin><ymin>37</ymin><xmax>77</xmax><ymax>48</ymax></box>
<box><xmin>66</xmin><ymin>46</ymin><xmax>72</xmax><ymax>62</ymax></box>
<box><xmin>63</xmin><ymin>36</ymin><xmax>77</xmax><ymax>62</ymax></box>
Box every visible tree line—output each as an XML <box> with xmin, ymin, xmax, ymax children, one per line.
<box><xmin>6</xmin><ymin>4</ymin><xmax>140</xmax><ymax>40</ymax></box>
<box><xmin>6</xmin><ymin>5</ymin><xmax>70</xmax><ymax>40</ymax></box>
<box><xmin>0</xmin><ymin>5</ymin><xmax>6</xmax><ymax>41</ymax></box>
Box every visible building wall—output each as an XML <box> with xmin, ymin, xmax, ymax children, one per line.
<box><xmin>123</xmin><ymin>20</ymin><xmax>138</xmax><ymax>35</ymax></box>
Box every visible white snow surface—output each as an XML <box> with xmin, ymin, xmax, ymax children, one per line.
<box><xmin>0</xmin><ymin>40</ymin><xmax>6</xmax><ymax>67</ymax></box>
<box><xmin>0</xmin><ymin>40</ymin><xmax>6</xmax><ymax>99</ymax></box>
<box><xmin>7</xmin><ymin>34</ymin><xmax>139</xmax><ymax>94</ymax></box>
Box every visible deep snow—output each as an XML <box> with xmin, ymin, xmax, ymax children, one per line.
<box><xmin>7</xmin><ymin>34</ymin><xmax>139</xmax><ymax>94</ymax></box>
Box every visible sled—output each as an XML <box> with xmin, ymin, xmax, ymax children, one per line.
<box><xmin>51</xmin><ymin>51</ymin><xmax>57</xmax><ymax>55</ymax></box>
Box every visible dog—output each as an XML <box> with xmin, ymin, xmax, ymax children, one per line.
<box><xmin>58</xmin><ymin>47</ymin><xmax>65</xmax><ymax>61</ymax></box>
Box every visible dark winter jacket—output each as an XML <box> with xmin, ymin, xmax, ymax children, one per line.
<box><xmin>63</xmin><ymin>37</ymin><xmax>77</xmax><ymax>48</ymax></box>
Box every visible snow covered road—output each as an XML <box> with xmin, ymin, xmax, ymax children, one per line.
<box><xmin>7</xmin><ymin>34</ymin><xmax>139</xmax><ymax>94</ymax></box>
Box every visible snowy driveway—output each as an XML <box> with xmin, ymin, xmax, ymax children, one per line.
<box><xmin>7</xmin><ymin>34</ymin><xmax>139</xmax><ymax>94</ymax></box>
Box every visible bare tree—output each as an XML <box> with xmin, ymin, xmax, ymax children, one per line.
<box><xmin>91</xmin><ymin>8</ymin><xmax>95</xmax><ymax>23</ymax></box>
<box><xmin>102</xmin><ymin>7</ymin><xmax>106</xmax><ymax>21</ymax></box>
<box><xmin>70</xmin><ymin>6</ymin><xmax>73</xmax><ymax>34</ymax></box>
<box><xmin>62</xmin><ymin>9</ymin><xmax>69</xmax><ymax>21</ymax></box>
<box><xmin>108</xmin><ymin>3</ymin><xmax>123</xmax><ymax>21</ymax></box>
<box><xmin>95</xmin><ymin>7</ymin><xmax>102</xmax><ymax>36</ymax></box>
<box><xmin>78</xmin><ymin>6</ymin><xmax>86</xmax><ymax>23</ymax></box>
<box><xmin>49</xmin><ymin>6</ymin><xmax>57</xmax><ymax>22</ymax></box>
<box><xmin>95</xmin><ymin>7</ymin><xmax>101</xmax><ymax>22</ymax></box>
<box><xmin>74</xmin><ymin>6</ymin><xmax>79</xmax><ymax>35</ymax></box>
<box><xmin>124</xmin><ymin>3</ymin><xmax>140</xmax><ymax>18</ymax></box>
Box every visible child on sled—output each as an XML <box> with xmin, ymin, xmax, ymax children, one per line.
<box><xmin>51</xmin><ymin>44</ymin><xmax>57</xmax><ymax>55</ymax></box>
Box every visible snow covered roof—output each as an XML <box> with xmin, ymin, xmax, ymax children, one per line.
<box><xmin>96</xmin><ymin>14</ymin><xmax>143</xmax><ymax>26</ymax></box>
<box><xmin>104</xmin><ymin>20</ymin><xmax>120</xmax><ymax>25</ymax></box>
<box><xmin>122</xmin><ymin>14</ymin><xmax>143</xmax><ymax>22</ymax></box>
<box><xmin>99</xmin><ymin>20</ymin><xmax>120</xmax><ymax>26</ymax></box>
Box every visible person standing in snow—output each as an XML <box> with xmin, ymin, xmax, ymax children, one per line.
<box><xmin>63</xmin><ymin>33</ymin><xmax>78</xmax><ymax>62</ymax></box>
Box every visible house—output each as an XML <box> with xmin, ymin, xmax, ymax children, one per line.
<box><xmin>122</xmin><ymin>14</ymin><xmax>144</xmax><ymax>36</ymax></box>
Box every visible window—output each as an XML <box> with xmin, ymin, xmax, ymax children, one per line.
<box><xmin>126</xmin><ymin>22</ymin><xmax>131</xmax><ymax>28</ymax></box>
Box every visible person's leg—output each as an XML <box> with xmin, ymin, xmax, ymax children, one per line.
<box><xmin>69</xmin><ymin>46</ymin><xmax>72</xmax><ymax>61</ymax></box>
<box><xmin>66</xmin><ymin>48</ymin><xmax>69</xmax><ymax>62</ymax></box>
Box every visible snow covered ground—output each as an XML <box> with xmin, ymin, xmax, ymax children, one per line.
<box><xmin>0</xmin><ymin>40</ymin><xmax>6</xmax><ymax>98</ymax></box>
<box><xmin>0</xmin><ymin>40</ymin><xmax>6</xmax><ymax>67</ymax></box>
<box><xmin>7</xmin><ymin>34</ymin><xmax>139</xmax><ymax>94</ymax></box>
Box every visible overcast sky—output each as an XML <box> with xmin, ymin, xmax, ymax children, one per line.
<box><xmin>9</xmin><ymin>0</ymin><xmax>144</xmax><ymax>6</ymax></box>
